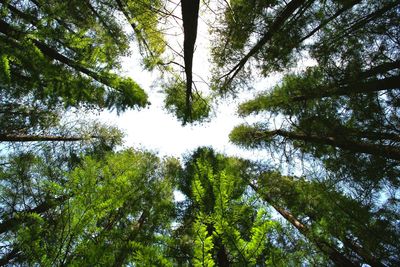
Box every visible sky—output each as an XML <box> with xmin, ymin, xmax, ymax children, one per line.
<box><xmin>97</xmin><ymin>55</ymin><xmax>275</xmax><ymax>160</ymax></box>
<box><xmin>97</xmin><ymin>8</ymin><xmax>277</xmax><ymax>160</ymax></box>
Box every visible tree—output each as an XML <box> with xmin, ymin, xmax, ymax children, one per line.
<box><xmin>1</xmin><ymin>0</ymin><xmax>399</xmax><ymax>265</ymax></box>
<box><xmin>0</xmin><ymin>0</ymin><xmax>151</xmax><ymax>112</ymax></box>
<box><xmin>163</xmin><ymin>77</ymin><xmax>211</xmax><ymax>125</ymax></box>
<box><xmin>226</xmin><ymin>0</ymin><xmax>399</xmax><ymax>223</ymax></box>
<box><xmin>0</xmin><ymin>149</ymin><xmax>175</xmax><ymax>266</ymax></box>
<box><xmin>211</xmin><ymin>0</ymin><xmax>399</xmax><ymax>92</ymax></box>
<box><xmin>157</xmin><ymin>0</ymin><xmax>212</xmax><ymax>125</ymax></box>
<box><xmin>250</xmin><ymin>171</ymin><xmax>399</xmax><ymax>266</ymax></box>
<box><xmin>169</xmin><ymin>148</ymin><xmax>330</xmax><ymax>266</ymax></box>
<box><xmin>181</xmin><ymin>0</ymin><xmax>200</xmax><ymax>123</ymax></box>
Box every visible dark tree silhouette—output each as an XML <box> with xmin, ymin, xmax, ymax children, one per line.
<box><xmin>181</xmin><ymin>0</ymin><xmax>200</xmax><ymax>123</ymax></box>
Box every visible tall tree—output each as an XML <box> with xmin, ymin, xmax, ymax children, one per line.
<box><xmin>249</xmin><ymin>171</ymin><xmax>399</xmax><ymax>266</ymax></box>
<box><xmin>170</xmin><ymin>148</ymin><xmax>330</xmax><ymax>266</ymax></box>
<box><xmin>181</xmin><ymin>0</ymin><xmax>200</xmax><ymax>123</ymax></box>
<box><xmin>226</xmin><ymin>0</ymin><xmax>399</xmax><ymax>221</ymax></box>
<box><xmin>211</xmin><ymin>0</ymin><xmax>399</xmax><ymax>92</ymax></box>
<box><xmin>0</xmin><ymin>149</ymin><xmax>175</xmax><ymax>266</ymax></box>
<box><xmin>0</xmin><ymin>0</ymin><xmax>151</xmax><ymax>112</ymax></box>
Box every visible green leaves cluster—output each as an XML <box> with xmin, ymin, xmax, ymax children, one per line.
<box><xmin>163</xmin><ymin>78</ymin><xmax>211</xmax><ymax>125</ymax></box>
<box><xmin>0</xmin><ymin>0</ymin><xmax>150</xmax><ymax>112</ymax></box>
<box><xmin>0</xmin><ymin>149</ymin><xmax>175</xmax><ymax>266</ymax></box>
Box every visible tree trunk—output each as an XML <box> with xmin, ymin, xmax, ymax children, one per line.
<box><xmin>0</xmin><ymin>134</ymin><xmax>97</xmax><ymax>142</ymax></box>
<box><xmin>0</xmin><ymin>249</ymin><xmax>19</xmax><ymax>266</ymax></box>
<box><xmin>239</xmin><ymin>62</ymin><xmax>400</xmax><ymax>116</ymax></box>
<box><xmin>360</xmin><ymin>60</ymin><xmax>400</xmax><ymax>79</ymax></box>
<box><xmin>289</xmin><ymin>75</ymin><xmax>400</xmax><ymax>102</ymax></box>
<box><xmin>266</xmin><ymin>129</ymin><xmax>400</xmax><ymax>160</ymax></box>
<box><xmin>298</xmin><ymin>0</ymin><xmax>361</xmax><ymax>43</ymax></box>
<box><xmin>113</xmin><ymin>211</ymin><xmax>147</xmax><ymax>267</ymax></box>
<box><xmin>303</xmin><ymin>205</ymin><xmax>385</xmax><ymax>267</ymax></box>
<box><xmin>342</xmin><ymin>237</ymin><xmax>385</xmax><ymax>267</ymax></box>
<box><xmin>181</xmin><ymin>0</ymin><xmax>200</xmax><ymax>123</ymax></box>
<box><xmin>249</xmin><ymin>183</ymin><xmax>357</xmax><ymax>266</ymax></box>
<box><xmin>223</xmin><ymin>0</ymin><xmax>306</xmax><ymax>87</ymax></box>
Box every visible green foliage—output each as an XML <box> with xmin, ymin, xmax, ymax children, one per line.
<box><xmin>229</xmin><ymin>123</ymin><xmax>271</xmax><ymax>149</ymax></box>
<box><xmin>193</xmin><ymin>218</ymin><xmax>215</xmax><ymax>267</ymax></box>
<box><xmin>125</xmin><ymin>0</ymin><xmax>166</xmax><ymax>70</ymax></box>
<box><xmin>0</xmin><ymin>148</ymin><xmax>175</xmax><ymax>266</ymax></box>
<box><xmin>163</xmin><ymin>79</ymin><xmax>211</xmax><ymax>124</ymax></box>
<box><xmin>1</xmin><ymin>0</ymin><xmax>399</xmax><ymax>266</ymax></box>
<box><xmin>227</xmin><ymin>5</ymin><xmax>400</xmax><ymax>265</ymax></box>
<box><xmin>0</xmin><ymin>0</ymin><xmax>149</xmax><ymax>111</ymax></box>
<box><xmin>238</xmin><ymin>67</ymin><xmax>325</xmax><ymax>116</ymax></box>
<box><xmin>0</xmin><ymin>54</ymin><xmax>11</xmax><ymax>83</ymax></box>
<box><xmin>257</xmin><ymin>171</ymin><xmax>400</xmax><ymax>265</ymax></box>
<box><xmin>172</xmin><ymin>148</ymin><xmax>285</xmax><ymax>265</ymax></box>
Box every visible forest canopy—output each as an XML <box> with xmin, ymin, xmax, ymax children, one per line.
<box><xmin>0</xmin><ymin>0</ymin><xmax>399</xmax><ymax>266</ymax></box>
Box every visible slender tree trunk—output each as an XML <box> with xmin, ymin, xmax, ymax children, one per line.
<box><xmin>334</xmin><ymin>128</ymin><xmax>400</xmax><ymax>143</ymax></box>
<box><xmin>181</xmin><ymin>0</ymin><xmax>200</xmax><ymax>123</ymax></box>
<box><xmin>328</xmin><ymin>1</ymin><xmax>399</xmax><ymax>46</ymax></box>
<box><xmin>0</xmin><ymin>134</ymin><xmax>97</xmax><ymax>142</ymax></box>
<box><xmin>249</xmin><ymin>183</ymin><xmax>357</xmax><ymax>266</ymax></box>
<box><xmin>264</xmin><ymin>129</ymin><xmax>400</xmax><ymax>160</ymax></box>
<box><xmin>113</xmin><ymin>211</ymin><xmax>147</xmax><ymax>267</ymax></box>
<box><xmin>342</xmin><ymin>237</ymin><xmax>385</xmax><ymax>267</ymax></box>
<box><xmin>305</xmin><ymin>207</ymin><xmax>385</xmax><ymax>267</ymax></box>
<box><xmin>0</xmin><ymin>249</ymin><xmax>19</xmax><ymax>266</ymax></box>
<box><xmin>360</xmin><ymin>60</ymin><xmax>400</xmax><ymax>79</ymax></box>
<box><xmin>216</xmin><ymin>240</ymin><xmax>230</xmax><ymax>267</ymax></box>
<box><xmin>223</xmin><ymin>0</ymin><xmax>306</xmax><ymax>86</ymax></box>
<box><xmin>239</xmin><ymin>62</ymin><xmax>400</xmax><ymax>116</ymax></box>
<box><xmin>206</xmin><ymin>223</ymin><xmax>230</xmax><ymax>266</ymax></box>
<box><xmin>298</xmin><ymin>0</ymin><xmax>361</xmax><ymax>43</ymax></box>
<box><xmin>288</xmin><ymin>75</ymin><xmax>400</xmax><ymax>102</ymax></box>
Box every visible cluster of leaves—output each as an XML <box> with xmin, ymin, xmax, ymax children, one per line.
<box><xmin>0</xmin><ymin>0</ymin><xmax>151</xmax><ymax>112</ymax></box>
<box><xmin>163</xmin><ymin>78</ymin><xmax>211</xmax><ymax>124</ymax></box>
<box><xmin>0</xmin><ymin>149</ymin><xmax>175</xmax><ymax>266</ymax></box>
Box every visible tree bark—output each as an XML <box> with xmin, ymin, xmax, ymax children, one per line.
<box><xmin>342</xmin><ymin>237</ymin><xmax>385</xmax><ymax>267</ymax></box>
<box><xmin>303</xmin><ymin>204</ymin><xmax>386</xmax><ymax>267</ymax></box>
<box><xmin>262</xmin><ymin>129</ymin><xmax>400</xmax><ymax>161</ymax></box>
<box><xmin>298</xmin><ymin>0</ymin><xmax>361</xmax><ymax>43</ymax></box>
<box><xmin>0</xmin><ymin>249</ymin><xmax>19</xmax><ymax>266</ymax></box>
<box><xmin>181</xmin><ymin>0</ymin><xmax>200</xmax><ymax>123</ymax></box>
<box><xmin>223</xmin><ymin>0</ymin><xmax>306</xmax><ymax>87</ymax></box>
<box><xmin>113</xmin><ymin>211</ymin><xmax>147</xmax><ymax>267</ymax></box>
<box><xmin>249</xmin><ymin>183</ymin><xmax>357</xmax><ymax>266</ymax></box>
<box><xmin>0</xmin><ymin>134</ymin><xmax>97</xmax><ymax>142</ymax></box>
<box><xmin>360</xmin><ymin>60</ymin><xmax>400</xmax><ymax>79</ymax></box>
<box><xmin>289</xmin><ymin>75</ymin><xmax>400</xmax><ymax>102</ymax></box>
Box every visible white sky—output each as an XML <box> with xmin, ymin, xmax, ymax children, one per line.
<box><xmin>97</xmin><ymin>58</ymin><xmax>274</xmax><ymax>160</ymax></box>
<box><xmin>97</xmin><ymin>7</ymin><xmax>274</xmax><ymax>160</ymax></box>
